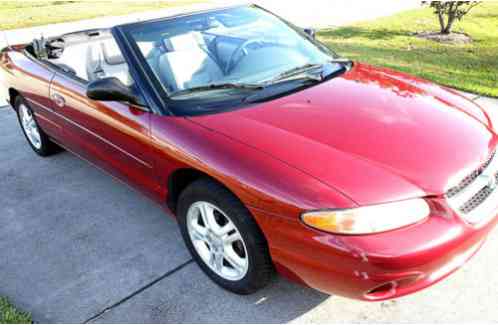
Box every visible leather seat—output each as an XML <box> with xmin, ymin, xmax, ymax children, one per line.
<box><xmin>86</xmin><ymin>39</ymin><xmax>132</xmax><ymax>85</ymax></box>
<box><xmin>155</xmin><ymin>32</ymin><xmax>223</xmax><ymax>92</ymax></box>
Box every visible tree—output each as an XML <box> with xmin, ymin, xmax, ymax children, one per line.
<box><xmin>422</xmin><ymin>1</ymin><xmax>481</xmax><ymax>34</ymax></box>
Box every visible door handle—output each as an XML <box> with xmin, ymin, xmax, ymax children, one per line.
<box><xmin>51</xmin><ymin>93</ymin><xmax>65</xmax><ymax>108</ymax></box>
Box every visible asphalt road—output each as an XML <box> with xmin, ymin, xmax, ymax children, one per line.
<box><xmin>1</xmin><ymin>105</ymin><xmax>497</xmax><ymax>323</ymax></box>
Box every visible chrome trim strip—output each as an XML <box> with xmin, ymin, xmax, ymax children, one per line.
<box><xmin>25</xmin><ymin>98</ymin><xmax>55</xmax><ymax>114</ymax></box>
<box><xmin>49</xmin><ymin>137</ymin><xmax>162</xmax><ymax>210</ymax></box>
<box><xmin>33</xmin><ymin>111</ymin><xmax>61</xmax><ymax>130</ymax></box>
<box><xmin>25</xmin><ymin>98</ymin><xmax>152</xmax><ymax>169</ymax></box>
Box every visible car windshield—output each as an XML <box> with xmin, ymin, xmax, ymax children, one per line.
<box><xmin>125</xmin><ymin>5</ymin><xmax>342</xmax><ymax>110</ymax></box>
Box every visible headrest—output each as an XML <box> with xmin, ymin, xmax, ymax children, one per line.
<box><xmin>100</xmin><ymin>40</ymin><xmax>125</xmax><ymax>65</ymax></box>
<box><xmin>162</xmin><ymin>32</ymin><xmax>206</xmax><ymax>52</ymax></box>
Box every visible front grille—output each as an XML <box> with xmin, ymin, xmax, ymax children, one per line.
<box><xmin>446</xmin><ymin>151</ymin><xmax>495</xmax><ymax>198</ymax></box>
<box><xmin>459</xmin><ymin>177</ymin><xmax>497</xmax><ymax>214</ymax></box>
<box><xmin>445</xmin><ymin>150</ymin><xmax>498</xmax><ymax>224</ymax></box>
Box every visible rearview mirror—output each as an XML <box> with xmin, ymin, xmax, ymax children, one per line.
<box><xmin>303</xmin><ymin>28</ymin><xmax>316</xmax><ymax>39</ymax></box>
<box><xmin>86</xmin><ymin>77</ymin><xmax>146</xmax><ymax>107</ymax></box>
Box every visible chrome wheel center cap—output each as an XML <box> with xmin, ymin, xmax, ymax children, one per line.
<box><xmin>209</xmin><ymin>233</ymin><xmax>223</xmax><ymax>251</ymax></box>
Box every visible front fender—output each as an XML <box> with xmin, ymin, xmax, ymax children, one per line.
<box><xmin>150</xmin><ymin>114</ymin><xmax>356</xmax><ymax>219</ymax></box>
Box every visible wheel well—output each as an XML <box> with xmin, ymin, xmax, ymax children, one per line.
<box><xmin>8</xmin><ymin>88</ymin><xmax>19</xmax><ymax>108</ymax></box>
<box><xmin>167</xmin><ymin>168</ymin><xmax>212</xmax><ymax>213</ymax></box>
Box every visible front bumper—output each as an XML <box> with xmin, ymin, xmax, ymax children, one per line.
<box><xmin>250</xmin><ymin>198</ymin><xmax>498</xmax><ymax>301</ymax></box>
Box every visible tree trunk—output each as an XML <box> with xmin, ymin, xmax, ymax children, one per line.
<box><xmin>438</xmin><ymin>11</ymin><xmax>446</xmax><ymax>33</ymax></box>
<box><xmin>442</xmin><ymin>2</ymin><xmax>458</xmax><ymax>34</ymax></box>
<box><xmin>443</xmin><ymin>10</ymin><xmax>457</xmax><ymax>34</ymax></box>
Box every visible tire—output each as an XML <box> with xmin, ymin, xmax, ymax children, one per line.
<box><xmin>15</xmin><ymin>96</ymin><xmax>60</xmax><ymax>156</ymax></box>
<box><xmin>177</xmin><ymin>178</ymin><xmax>274</xmax><ymax>294</ymax></box>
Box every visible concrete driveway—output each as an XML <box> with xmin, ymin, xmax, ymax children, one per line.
<box><xmin>1</xmin><ymin>95</ymin><xmax>498</xmax><ymax>323</ymax></box>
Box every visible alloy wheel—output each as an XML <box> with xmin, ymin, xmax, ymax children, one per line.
<box><xmin>186</xmin><ymin>201</ymin><xmax>249</xmax><ymax>281</ymax></box>
<box><xmin>19</xmin><ymin>104</ymin><xmax>42</xmax><ymax>150</ymax></box>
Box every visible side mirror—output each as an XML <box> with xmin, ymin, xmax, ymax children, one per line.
<box><xmin>303</xmin><ymin>28</ymin><xmax>316</xmax><ymax>39</ymax></box>
<box><xmin>86</xmin><ymin>77</ymin><xmax>145</xmax><ymax>107</ymax></box>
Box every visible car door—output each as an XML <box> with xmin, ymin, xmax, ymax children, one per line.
<box><xmin>49</xmin><ymin>63</ymin><xmax>159</xmax><ymax>200</ymax></box>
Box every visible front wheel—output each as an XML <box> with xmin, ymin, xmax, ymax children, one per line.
<box><xmin>177</xmin><ymin>178</ymin><xmax>274</xmax><ymax>294</ymax></box>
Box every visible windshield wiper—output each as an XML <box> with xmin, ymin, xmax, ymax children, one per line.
<box><xmin>266</xmin><ymin>63</ymin><xmax>324</xmax><ymax>84</ymax></box>
<box><xmin>170</xmin><ymin>83</ymin><xmax>264</xmax><ymax>97</ymax></box>
<box><xmin>244</xmin><ymin>61</ymin><xmax>351</xmax><ymax>104</ymax></box>
<box><xmin>264</xmin><ymin>58</ymin><xmax>353</xmax><ymax>85</ymax></box>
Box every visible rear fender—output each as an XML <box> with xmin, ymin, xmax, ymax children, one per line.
<box><xmin>0</xmin><ymin>49</ymin><xmax>11</xmax><ymax>105</ymax></box>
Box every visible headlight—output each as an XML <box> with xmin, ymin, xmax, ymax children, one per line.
<box><xmin>301</xmin><ymin>199</ymin><xmax>430</xmax><ymax>235</ymax></box>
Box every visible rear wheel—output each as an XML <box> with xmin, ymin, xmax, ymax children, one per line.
<box><xmin>15</xmin><ymin>96</ymin><xmax>60</xmax><ymax>156</ymax></box>
<box><xmin>177</xmin><ymin>178</ymin><xmax>273</xmax><ymax>294</ymax></box>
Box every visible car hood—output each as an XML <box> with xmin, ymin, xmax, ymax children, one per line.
<box><xmin>188</xmin><ymin>63</ymin><xmax>496</xmax><ymax>206</ymax></box>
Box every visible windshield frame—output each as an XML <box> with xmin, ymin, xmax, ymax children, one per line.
<box><xmin>116</xmin><ymin>4</ymin><xmax>341</xmax><ymax>116</ymax></box>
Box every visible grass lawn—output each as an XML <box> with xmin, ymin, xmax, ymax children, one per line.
<box><xmin>0</xmin><ymin>297</ymin><xmax>31</xmax><ymax>324</ymax></box>
<box><xmin>318</xmin><ymin>2</ymin><xmax>498</xmax><ymax>97</ymax></box>
<box><xmin>0</xmin><ymin>0</ymin><xmax>202</xmax><ymax>30</ymax></box>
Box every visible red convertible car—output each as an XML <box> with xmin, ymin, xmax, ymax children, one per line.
<box><xmin>1</xmin><ymin>5</ymin><xmax>497</xmax><ymax>301</ymax></box>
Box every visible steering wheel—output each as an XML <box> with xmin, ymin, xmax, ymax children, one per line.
<box><xmin>225</xmin><ymin>39</ymin><xmax>266</xmax><ymax>75</ymax></box>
